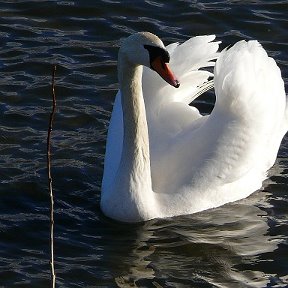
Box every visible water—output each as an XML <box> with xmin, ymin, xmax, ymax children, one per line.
<box><xmin>0</xmin><ymin>1</ymin><xmax>287</xmax><ymax>287</ymax></box>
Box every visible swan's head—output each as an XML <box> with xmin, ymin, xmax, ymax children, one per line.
<box><xmin>119</xmin><ymin>32</ymin><xmax>180</xmax><ymax>88</ymax></box>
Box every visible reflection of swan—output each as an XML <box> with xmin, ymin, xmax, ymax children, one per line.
<box><xmin>114</xmin><ymin>221</ymin><xmax>157</xmax><ymax>286</ymax></box>
<box><xmin>101</xmin><ymin>32</ymin><xmax>287</xmax><ymax>222</ymax></box>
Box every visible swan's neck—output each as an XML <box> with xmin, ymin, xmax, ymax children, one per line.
<box><xmin>119</xmin><ymin>61</ymin><xmax>150</xmax><ymax>170</ymax></box>
<box><xmin>111</xmin><ymin>56</ymin><xmax>155</xmax><ymax>221</ymax></box>
<box><xmin>118</xmin><ymin>57</ymin><xmax>151</xmax><ymax>184</ymax></box>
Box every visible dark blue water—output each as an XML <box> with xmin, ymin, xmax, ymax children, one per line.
<box><xmin>0</xmin><ymin>1</ymin><xmax>287</xmax><ymax>287</ymax></box>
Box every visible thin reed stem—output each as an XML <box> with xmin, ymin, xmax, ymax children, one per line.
<box><xmin>47</xmin><ymin>65</ymin><xmax>57</xmax><ymax>288</ymax></box>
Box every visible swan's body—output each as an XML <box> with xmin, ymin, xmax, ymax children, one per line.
<box><xmin>101</xmin><ymin>32</ymin><xmax>287</xmax><ymax>222</ymax></box>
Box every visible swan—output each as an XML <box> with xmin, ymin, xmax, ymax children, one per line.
<box><xmin>101</xmin><ymin>32</ymin><xmax>287</xmax><ymax>222</ymax></box>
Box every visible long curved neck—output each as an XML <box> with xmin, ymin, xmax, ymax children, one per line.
<box><xmin>117</xmin><ymin>54</ymin><xmax>152</xmax><ymax>193</ymax></box>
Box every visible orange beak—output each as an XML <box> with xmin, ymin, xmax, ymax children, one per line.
<box><xmin>151</xmin><ymin>56</ymin><xmax>180</xmax><ymax>88</ymax></box>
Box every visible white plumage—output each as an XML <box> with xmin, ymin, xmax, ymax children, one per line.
<box><xmin>101</xmin><ymin>32</ymin><xmax>287</xmax><ymax>222</ymax></box>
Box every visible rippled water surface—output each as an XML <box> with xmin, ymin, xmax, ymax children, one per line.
<box><xmin>0</xmin><ymin>1</ymin><xmax>288</xmax><ymax>287</ymax></box>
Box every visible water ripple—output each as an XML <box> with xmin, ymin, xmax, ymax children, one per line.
<box><xmin>0</xmin><ymin>1</ymin><xmax>287</xmax><ymax>287</ymax></box>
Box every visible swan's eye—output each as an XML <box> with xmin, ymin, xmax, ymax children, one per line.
<box><xmin>144</xmin><ymin>45</ymin><xmax>170</xmax><ymax>65</ymax></box>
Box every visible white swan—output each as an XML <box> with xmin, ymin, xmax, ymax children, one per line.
<box><xmin>101</xmin><ymin>32</ymin><xmax>287</xmax><ymax>222</ymax></box>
